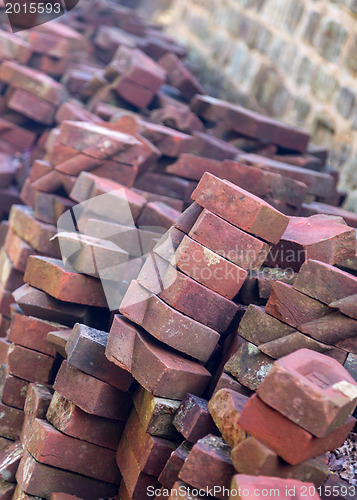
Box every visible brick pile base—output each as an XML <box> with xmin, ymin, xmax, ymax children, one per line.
<box><xmin>0</xmin><ymin>2</ymin><xmax>355</xmax><ymax>499</ymax></box>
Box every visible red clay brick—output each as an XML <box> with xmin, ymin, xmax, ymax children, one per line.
<box><xmin>293</xmin><ymin>260</ymin><xmax>357</xmax><ymax>304</ymax></box>
<box><xmin>0</xmin><ymin>369</ymin><xmax>29</xmax><ymax>410</ymax></box>
<box><xmin>230</xmin><ymin>475</ymin><xmax>321</xmax><ymax>500</ymax></box>
<box><xmin>238</xmin><ymin>304</ymin><xmax>296</xmax><ymax>345</ymax></box>
<box><xmin>7</xmin><ymin>313</ymin><xmax>66</xmax><ymax>357</ymax></box>
<box><xmin>239</xmin><ymin>394</ymin><xmax>355</xmax><ymax>465</ymax></box>
<box><xmin>0</xmin><ymin>440</ymin><xmax>23</xmax><ymax>482</ymax></box>
<box><xmin>158</xmin><ymin>53</ymin><xmax>204</xmax><ymax>101</ymax></box>
<box><xmin>9</xmin><ymin>285</ymin><xmax>107</xmax><ymax>327</ymax></box>
<box><xmin>66</xmin><ymin>323</ymin><xmax>133</xmax><ymax>391</ymax></box>
<box><xmin>331</xmin><ymin>294</ymin><xmax>357</xmax><ymax>320</ymax></box>
<box><xmin>257</xmin><ymin>349</ymin><xmax>357</xmax><ymax>437</ymax></box>
<box><xmin>265</xmin><ymin>282</ymin><xmax>332</xmax><ymax>328</ymax></box>
<box><xmin>16</xmin><ymin>451</ymin><xmax>117</xmax><ymax>500</ymax></box>
<box><xmin>137</xmin><ymin>253</ymin><xmax>238</xmax><ymax>332</ymax></box>
<box><xmin>23</xmin><ymin>418</ymin><xmax>120</xmax><ymax>484</ymax></box>
<box><xmin>124</xmin><ymin>409</ymin><xmax>177</xmax><ymax>476</ymax></box>
<box><xmin>179</xmin><ymin>435</ymin><xmax>235</xmax><ymax>500</ymax></box>
<box><xmin>120</xmin><ymin>280</ymin><xmax>219</xmax><ymax>363</ymax></box>
<box><xmin>231</xmin><ymin>438</ymin><xmax>328</xmax><ymax>486</ymax></box>
<box><xmin>189</xmin><ymin>209</ymin><xmax>271</xmax><ymax>270</ymax></box>
<box><xmin>208</xmin><ymin>389</ymin><xmax>248</xmax><ymax>448</ymax></box>
<box><xmin>24</xmin><ymin>383</ymin><xmax>52</xmax><ymax>420</ymax></box>
<box><xmin>24</xmin><ymin>256</ymin><xmax>108</xmax><ymax>308</ymax></box>
<box><xmin>0</xmin><ymin>61</ymin><xmax>67</xmax><ymax>105</ymax></box>
<box><xmin>109</xmin><ymin>318</ymin><xmax>211</xmax><ymax>399</ymax></box>
<box><xmin>132</xmin><ymin>387</ymin><xmax>180</xmax><ymax>440</ymax></box>
<box><xmin>158</xmin><ymin>442</ymin><xmax>192</xmax><ymax>489</ymax></box>
<box><xmin>47</xmin><ymin>391</ymin><xmax>123</xmax><ymax>450</ymax></box>
<box><xmin>170</xmin><ymin>235</ymin><xmax>247</xmax><ymax>299</ymax></box>
<box><xmin>7</xmin><ymin>344</ymin><xmax>56</xmax><ymax>385</ymax></box>
<box><xmin>191</xmin><ymin>173</ymin><xmax>289</xmax><ymax>244</ymax></box>
<box><xmin>116</xmin><ymin>436</ymin><xmax>160</xmax><ymax>500</ymax></box>
<box><xmin>0</xmin><ymin>401</ymin><xmax>24</xmax><ymax>440</ymax></box>
<box><xmin>265</xmin><ymin>215</ymin><xmax>356</xmax><ymax>271</ymax></box>
<box><xmin>53</xmin><ymin>361</ymin><xmax>131</xmax><ymax>420</ymax></box>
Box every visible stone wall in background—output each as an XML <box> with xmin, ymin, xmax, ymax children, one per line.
<box><xmin>142</xmin><ymin>0</ymin><xmax>357</xmax><ymax>208</ymax></box>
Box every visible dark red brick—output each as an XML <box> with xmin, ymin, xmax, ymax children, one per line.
<box><xmin>124</xmin><ymin>409</ymin><xmax>177</xmax><ymax>476</ymax></box>
<box><xmin>7</xmin><ymin>313</ymin><xmax>66</xmax><ymax>357</ymax></box>
<box><xmin>158</xmin><ymin>442</ymin><xmax>192</xmax><ymax>489</ymax></box>
<box><xmin>173</xmin><ymin>394</ymin><xmax>217</xmax><ymax>443</ymax></box>
<box><xmin>24</xmin><ymin>383</ymin><xmax>52</xmax><ymax>420</ymax></box>
<box><xmin>265</xmin><ymin>282</ymin><xmax>332</xmax><ymax>328</ymax></box>
<box><xmin>16</xmin><ymin>451</ymin><xmax>117</xmax><ymax>500</ymax></box>
<box><xmin>23</xmin><ymin>418</ymin><xmax>120</xmax><ymax>484</ymax></box>
<box><xmin>189</xmin><ymin>209</ymin><xmax>271</xmax><ymax>270</ymax></box>
<box><xmin>46</xmin><ymin>391</ymin><xmax>123</xmax><ymax>450</ymax></box>
<box><xmin>7</xmin><ymin>344</ymin><xmax>56</xmax><ymax>385</ymax></box>
<box><xmin>137</xmin><ymin>253</ymin><xmax>238</xmax><ymax>332</ymax></box>
<box><xmin>179</xmin><ymin>435</ymin><xmax>235</xmax><ymax>500</ymax></box>
<box><xmin>53</xmin><ymin>361</ymin><xmax>131</xmax><ymax>420</ymax></box>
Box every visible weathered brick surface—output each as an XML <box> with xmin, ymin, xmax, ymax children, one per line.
<box><xmin>239</xmin><ymin>394</ymin><xmax>355</xmax><ymax>465</ymax></box>
<box><xmin>24</xmin><ymin>383</ymin><xmax>52</xmax><ymax>420</ymax></box>
<box><xmin>265</xmin><ymin>282</ymin><xmax>332</xmax><ymax>328</ymax></box>
<box><xmin>53</xmin><ymin>361</ymin><xmax>132</xmax><ymax>420</ymax></box>
<box><xmin>192</xmin><ymin>173</ymin><xmax>289</xmax><ymax>245</ymax></box>
<box><xmin>120</xmin><ymin>280</ymin><xmax>220</xmax><ymax>362</ymax></box>
<box><xmin>47</xmin><ymin>392</ymin><xmax>123</xmax><ymax>450</ymax></box>
<box><xmin>24</xmin><ymin>256</ymin><xmax>108</xmax><ymax>308</ymax></box>
<box><xmin>66</xmin><ymin>323</ymin><xmax>133</xmax><ymax>391</ymax></box>
<box><xmin>208</xmin><ymin>389</ymin><xmax>248</xmax><ymax>448</ymax></box>
<box><xmin>173</xmin><ymin>394</ymin><xmax>217</xmax><ymax>443</ymax></box>
<box><xmin>231</xmin><ymin>438</ymin><xmax>328</xmax><ymax>486</ymax></box>
<box><xmin>108</xmin><ymin>316</ymin><xmax>211</xmax><ymax>399</ymax></box>
<box><xmin>257</xmin><ymin>349</ymin><xmax>357</xmax><ymax>437</ymax></box>
<box><xmin>7</xmin><ymin>344</ymin><xmax>56</xmax><ymax>385</ymax></box>
<box><xmin>265</xmin><ymin>215</ymin><xmax>356</xmax><ymax>271</ymax></box>
<box><xmin>16</xmin><ymin>451</ymin><xmax>117</xmax><ymax>500</ymax></box>
<box><xmin>23</xmin><ymin>418</ymin><xmax>120</xmax><ymax>484</ymax></box>
<box><xmin>132</xmin><ymin>387</ymin><xmax>180</xmax><ymax>439</ymax></box>
<box><xmin>169</xmin><ymin>235</ymin><xmax>248</xmax><ymax>299</ymax></box>
<box><xmin>137</xmin><ymin>253</ymin><xmax>238</xmax><ymax>332</ymax></box>
<box><xmin>7</xmin><ymin>313</ymin><xmax>65</xmax><ymax>357</ymax></box>
<box><xmin>179</xmin><ymin>435</ymin><xmax>235</xmax><ymax>500</ymax></box>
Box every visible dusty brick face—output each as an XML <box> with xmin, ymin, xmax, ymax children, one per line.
<box><xmin>147</xmin><ymin>0</ymin><xmax>357</xmax><ymax>200</ymax></box>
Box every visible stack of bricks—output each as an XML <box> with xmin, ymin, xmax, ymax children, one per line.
<box><xmin>0</xmin><ymin>1</ymin><xmax>355</xmax><ymax>498</ymax></box>
<box><xmin>0</xmin><ymin>248</ymin><xmax>122</xmax><ymax>496</ymax></box>
<box><xmin>239</xmin><ymin>212</ymin><xmax>357</xmax><ymax>306</ymax></box>
<box><xmin>0</xmin><ymin>202</ymin><xmax>62</xmax><ymax>338</ymax></box>
<box><xmin>14</xmin><ymin>322</ymin><xmax>134</xmax><ymax>499</ymax></box>
<box><xmin>0</xmin><ymin>60</ymin><xmax>69</xmax><ymax>127</ymax></box>
<box><xmin>105</xmin><ymin>171</ymin><xmax>292</xmax><ymax>497</ymax></box>
<box><xmin>20</xmin><ymin>119</ymin><xmax>155</xmax><ymax>206</ymax></box>
<box><xmin>203</xmin><ymin>349</ymin><xmax>357</xmax><ymax>498</ymax></box>
<box><xmin>226</xmin><ymin>258</ymin><xmax>357</xmax><ymax>392</ymax></box>
<box><xmin>233</xmin><ymin>350</ymin><xmax>357</xmax><ymax>487</ymax></box>
<box><xmin>17</xmin><ymin>23</ymin><xmax>87</xmax><ymax>79</ymax></box>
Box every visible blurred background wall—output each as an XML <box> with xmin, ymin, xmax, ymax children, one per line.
<box><xmin>140</xmin><ymin>0</ymin><xmax>357</xmax><ymax>206</ymax></box>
